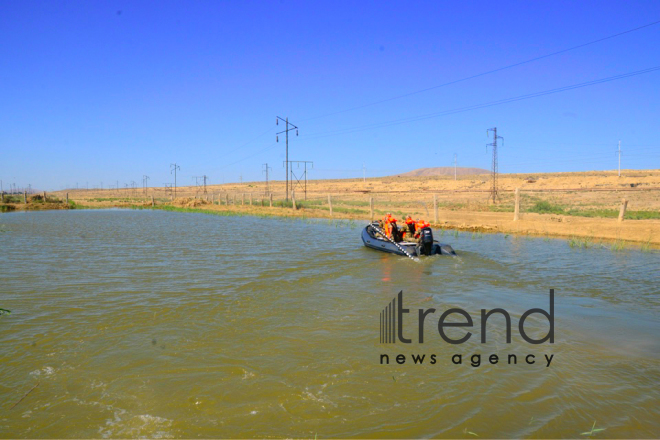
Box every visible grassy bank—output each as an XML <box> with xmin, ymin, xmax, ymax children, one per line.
<box><xmin>0</xmin><ymin>194</ymin><xmax>75</xmax><ymax>212</ymax></box>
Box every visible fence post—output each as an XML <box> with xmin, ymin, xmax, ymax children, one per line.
<box><xmin>370</xmin><ymin>197</ymin><xmax>374</xmax><ymax>221</ymax></box>
<box><xmin>24</xmin><ymin>191</ymin><xmax>27</xmax><ymax>204</ymax></box>
<box><xmin>211</xmin><ymin>193</ymin><xmax>214</xmax><ymax>204</ymax></box>
<box><xmin>269</xmin><ymin>193</ymin><xmax>273</xmax><ymax>207</ymax></box>
<box><xmin>242</xmin><ymin>193</ymin><xmax>244</xmax><ymax>205</ymax></box>
<box><xmin>151</xmin><ymin>195</ymin><xmax>155</xmax><ymax>207</ymax></box>
<box><xmin>1</xmin><ymin>191</ymin><xmax>4</xmax><ymax>203</ymax></box>
<box><xmin>292</xmin><ymin>191</ymin><xmax>296</xmax><ymax>210</ymax></box>
<box><xmin>250</xmin><ymin>193</ymin><xmax>253</xmax><ymax>205</ymax></box>
<box><xmin>513</xmin><ymin>188</ymin><xmax>520</xmax><ymax>221</ymax></box>
<box><xmin>66</xmin><ymin>193</ymin><xmax>69</xmax><ymax>204</ymax></box>
<box><xmin>43</xmin><ymin>191</ymin><xmax>47</xmax><ymax>201</ymax></box>
<box><xmin>225</xmin><ymin>193</ymin><xmax>229</xmax><ymax>205</ymax></box>
<box><xmin>618</xmin><ymin>198</ymin><xmax>628</xmax><ymax>222</ymax></box>
<box><xmin>433</xmin><ymin>194</ymin><xmax>438</xmax><ymax>224</ymax></box>
<box><xmin>328</xmin><ymin>194</ymin><xmax>333</xmax><ymax>217</ymax></box>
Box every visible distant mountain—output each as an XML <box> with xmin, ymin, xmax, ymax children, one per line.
<box><xmin>398</xmin><ymin>167</ymin><xmax>489</xmax><ymax>177</ymax></box>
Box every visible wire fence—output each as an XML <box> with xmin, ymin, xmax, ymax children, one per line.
<box><xmin>56</xmin><ymin>186</ymin><xmax>660</xmax><ymax>222</ymax></box>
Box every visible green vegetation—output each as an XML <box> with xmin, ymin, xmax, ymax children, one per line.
<box><xmin>528</xmin><ymin>200</ymin><xmax>566</xmax><ymax>215</ymax></box>
<box><xmin>2</xmin><ymin>195</ymin><xmax>23</xmax><ymax>203</ymax></box>
<box><xmin>565</xmin><ymin>208</ymin><xmax>660</xmax><ymax>220</ymax></box>
<box><xmin>580</xmin><ymin>421</ymin><xmax>605</xmax><ymax>436</ymax></box>
<box><xmin>610</xmin><ymin>239</ymin><xmax>626</xmax><ymax>251</ymax></box>
<box><xmin>641</xmin><ymin>238</ymin><xmax>653</xmax><ymax>252</ymax></box>
<box><xmin>0</xmin><ymin>308</ymin><xmax>10</xmax><ymax>316</ymax></box>
<box><xmin>88</xmin><ymin>197</ymin><xmax>140</xmax><ymax>202</ymax></box>
<box><xmin>524</xmin><ymin>199</ymin><xmax>660</xmax><ymax>219</ymax></box>
<box><xmin>488</xmin><ymin>204</ymin><xmax>514</xmax><ymax>213</ymax></box>
<box><xmin>568</xmin><ymin>236</ymin><xmax>593</xmax><ymax>249</ymax></box>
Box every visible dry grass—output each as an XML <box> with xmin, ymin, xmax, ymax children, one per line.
<box><xmin>51</xmin><ymin>169</ymin><xmax>660</xmax><ymax>246</ymax></box>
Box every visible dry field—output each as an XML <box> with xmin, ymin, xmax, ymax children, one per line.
<box><xmin>52</xmin><ymin>169</ymin><xmax>660</xmax><ymax>246</ymax></box>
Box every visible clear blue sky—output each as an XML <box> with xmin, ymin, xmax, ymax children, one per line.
<box><xmin>1</xmin><ymin>0</ymin><xmax>659</xmax><ymax>190</ymax></box>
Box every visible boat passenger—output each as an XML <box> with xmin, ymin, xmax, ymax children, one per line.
<box><xmin>400</xmin><ymin>215</ymin><xmax>416</xmax><ymax>241</ymax></box>
<box><xmin>415</xmin><ymin>220</ymin><xmax>435</xmax><ymax>255</ymax></box>
<box><xmin>383</xmin><ymin>213</ymin><xmax>399</xmax><ymax>241</ymax></box>
<box><xmin>414</xmin><ymin>219</ymin><xmax>430</xmax><ymax>243</ymax></box>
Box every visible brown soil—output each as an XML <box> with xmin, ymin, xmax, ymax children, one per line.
<box><xmin>52</xmin><ymin>169</ymin><xmax>660</xmax><ymax>246</ymax></box>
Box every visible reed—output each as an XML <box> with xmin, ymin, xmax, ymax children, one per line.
<box><xmin>610</xmin><ymin>239</ymin><xmax>626</xmax><ymax>252</ymax></box>
<box><xmin>580</xmin><ymin>420</ymin><xmax>605</xmax><ymax>436</ymax></box>
<box><xmin>640</xmin><ymin>237</ymin><xmax>652</xmax><ymax>252</ymax></box>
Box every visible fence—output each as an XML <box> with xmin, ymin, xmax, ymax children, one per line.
<box><xmin>56</xmin><ymin>186</ymin><xmax>660</xmax><ymax>223</ymax></box>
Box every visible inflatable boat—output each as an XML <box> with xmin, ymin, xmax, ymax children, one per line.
<box><xmin>361</xmin><ymin>222</ymin><xmax>456</xmax><ymax>257</ymax></box>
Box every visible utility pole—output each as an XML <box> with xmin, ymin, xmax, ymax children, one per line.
<box><xmin>262</xmin><ymin>163</ymin><xmax>272</xmax><ymax>195</ymax></box>
<box><xmin>617</xmin><ymin>140</ymin><xmax>622</xmax><ymax>177</ymax></box>
<box><xmin>286</xmin><ymin>160</ymin><xmax>313</xmax><ymax>200</ymax></box>
<box><xmin>487</xmin><ymin>127</ymin><xmax>504</xmax><ymax>204</ymax></box>
<box><xmin>143</xmin><ymin>175</ymin><xmax>150</xmax><ymax>194</ymax></box>
<box><xmin>454</xmin><ymin>153</ymin><xmax>457</xmax><ymax>181</ymax></box>
<box><xmin>170</xmin><ymin>163</ymin><xmax>180</xmax><ymax>199</ymax></box>
<box><xmin>276</xmin><ymin>116</ymin><xmax>299</xmax><ymax>201</ymax></box>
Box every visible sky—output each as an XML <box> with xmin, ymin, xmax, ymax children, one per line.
<box><xmin>1</xmin><ymin>0</ymin><xmax>659</xmax><ymax>191</ymax></box>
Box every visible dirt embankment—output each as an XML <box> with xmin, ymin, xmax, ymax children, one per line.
<box><xmin>51</xmin><ymin>169</ymin><xmax>660</xmax><ymax>247</ymax></box>
<box><xmin>0</xmin><ymin>194</ymin><xmax>72</xmax><ymax>212</ymax></box>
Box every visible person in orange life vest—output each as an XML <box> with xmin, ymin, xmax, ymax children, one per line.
<box><xmin>414</xmin><ymin>219</ymin><xmax>430</xmax><ymax>243</ymax></box>
<box><xmin>383</xmin><ymin>213</ymin><xmax>400</xmax><ymax>240</ymax></box>
<box><xmin>400</xmin><ymin>215</ymin><xmax>416</xmax><ymax>241</ymax></box>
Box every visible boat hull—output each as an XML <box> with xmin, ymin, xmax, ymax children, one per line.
<box><xmin>361</xmin><ymin>223</ymin><xmax>456</xmax><ymax>257</ymax></box>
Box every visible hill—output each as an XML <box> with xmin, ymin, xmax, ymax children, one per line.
<box><xmin>398</xmin><ymin>167</ymin><xmax>489</xmax><ymax>177</ymax></box>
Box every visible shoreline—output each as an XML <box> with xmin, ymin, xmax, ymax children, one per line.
<box><xmin>52</xmin><ymin>200</ymin><xmax>660</xmax><ymax>249</ymax></box>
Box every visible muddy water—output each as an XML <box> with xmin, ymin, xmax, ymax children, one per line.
<box><xmin>0</xmin><ymin>210</ymin><xmax>658</xmax><ymax>438</ymax></box>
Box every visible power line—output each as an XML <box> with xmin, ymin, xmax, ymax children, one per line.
<box><xmin>262</xmin><ymin>163</ymin><xmax>272</xmax><ymax>195</ymax></box>
<box><xmin>276</xmin><ymin>117</ymin><xmax>299</xmax><ymax>201</ymax></box>
<box><xmin>170</xmin><ymin>163</ymin><xmax>180</xmax><ymax>199</ymax></box>
<box><xmin>301</xmin><ymin>19</ymin><xmax>660</xmax><ymax>122</ymax></box>
<box><xmin>487</xmin><ymin>128</ymin><xmax>504</xmax><ymax>203</ymax></box>
<box><xmin>301</xmin><ymin>65</ymin><xmax>660</xmax><ymax>140</ymax></box>
<box><xmin>217</xmin><ymin>142</ymin><xmax>278</xmax><ymax>171</ymax></box>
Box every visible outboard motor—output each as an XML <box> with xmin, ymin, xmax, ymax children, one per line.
<box><xmin>419</xmin><ymin>227</ymin><xmax>434</xmax><ymax>255</ymax></box>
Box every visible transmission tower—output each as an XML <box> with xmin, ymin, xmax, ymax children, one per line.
<box><xmin>143</xmin><ymin>175</ymin><xmax>150</xmax><ymax>194</ymax></box>
<box><xmin>170</xmin><ymin>163</ymin><xmax>180</xmax><ymax>198</ymax></box>
<box><xmin>193</xmin><ymin>175</ymin><xmax>209</xmax><ymax>194</ymax></box>
<box><xmin>285</xmin><ymin>160</ymin><xmax>313</xmax><ymax>200</ymax></box>
<box><xmin>486</xmin><ymin>127</ymin><xmax>504</xmax><ymax>204</ymax></box>
<box><xmin>262</xmin><ymin>163</ymin><xmax>272</xmax><ymax>195</ymax></box>
<box><xmin>276</xmin><ymin>116</ymin><xmax>299</xmax><ymax>201</ymax></box>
